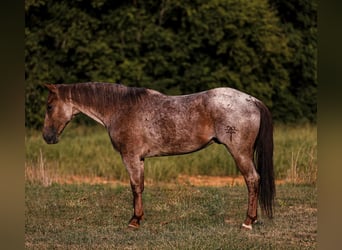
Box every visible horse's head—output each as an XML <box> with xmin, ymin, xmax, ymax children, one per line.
<box><xmin>42</xmin><ymin>84</ymin><xmax>76</xmax><ymax>144</ymax></box>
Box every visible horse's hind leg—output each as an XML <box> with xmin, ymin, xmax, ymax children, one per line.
<box><xmin>121</xmin><ymin>155</ymin><xmax>145</xmax><ymax>229</ymax></box>
<box><xmin>218</xmin><ymin>132</ymin><xmax>260</xmax><ymax>229</ymax></box>
<box><xmin>233</xmin><ymin>153</ymin><xmax>260</xmax><ymax>229</ymax></box>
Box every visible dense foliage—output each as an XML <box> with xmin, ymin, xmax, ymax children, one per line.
<box><xmin>25</xmin><ymin>0</ymin><xmax>317</xmax><ymax>128</ymax></box>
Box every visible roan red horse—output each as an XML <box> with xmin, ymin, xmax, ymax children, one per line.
<box><xmin>42</xmin><ymin>82</ymin><xmax>275</xmax><ymax>230</ymax></box>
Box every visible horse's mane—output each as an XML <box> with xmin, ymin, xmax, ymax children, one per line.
<box><xmin>57</xmin><ymin>82</ymin><xmax>148</xmax><ymax>113</ymax></box>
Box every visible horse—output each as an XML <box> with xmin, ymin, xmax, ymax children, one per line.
<box><xmin>42</xmin><ymin>82</ymin><xmax>275</xmax><ymax>230</ymax></box>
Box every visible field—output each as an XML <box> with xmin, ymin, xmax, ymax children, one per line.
<box><xmin>25</xmin><ymin>183</ymin><xmax>317</xmax><ymax>249</ymax></box>
<box><xmin>25</xmin><ymin>124</ymin><xmax>317</xmax><ymax>249</ymax></box>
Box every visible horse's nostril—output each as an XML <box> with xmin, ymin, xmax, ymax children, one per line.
<box><xmin>45</xmin><ymin>136</ymin><xmax>58</xmax><ymax>144</ymax></box>
<box><xmin>43</xmin><ymin>131</ymin><xmax>59</xmax><ymax>144</ymax></box>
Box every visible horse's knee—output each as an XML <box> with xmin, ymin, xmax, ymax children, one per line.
<box><xmin>124</xmin><ymin>158</ymin><xmax>145</xmax><ymax>193</ymax></box>
<box><xmin>130</xmin><ymin>178</ymin><xmax>144</xmax><ymax>193</ymax></box>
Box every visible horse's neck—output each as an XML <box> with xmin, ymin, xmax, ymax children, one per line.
<box><xmin>72</xmin><ymin>101</ymin><xmax>107</xmax><ymax>127</ymax></box>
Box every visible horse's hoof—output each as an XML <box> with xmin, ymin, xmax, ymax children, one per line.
<box><xmin>128</xmin><ymin>223</ymin><xmax>139</xmax><ymax>230</ymax></box>
<box><xmin>242</xmin><ymin>223</ymin><xmax>253</xmax><ymax>230</ymax></box>
<box><xmin>128</xmin><ymin>217</ymin><xmax>140</xmax><ymax>229</ymax></box>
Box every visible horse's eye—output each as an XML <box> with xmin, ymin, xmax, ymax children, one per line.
<box><xmin>47</xmin><ymin>105</ymin><xmax>53</xmax><ymax>111</ymax></box>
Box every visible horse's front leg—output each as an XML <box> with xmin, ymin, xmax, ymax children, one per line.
<box><xmin>122</xmin><ymin>155</ymin><xmax>145</xmax><ymax>229</ymax></box>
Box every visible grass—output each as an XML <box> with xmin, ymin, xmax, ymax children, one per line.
<box><xmin>273</xmin><ymin>124</ymin><xmax>317</xmax><ymax>183</ymax></box>
<box><xmin>25</xmin><ymin>123</ymin><xmax>317</xmax><ymax>184</ymax></box>
<box><xmin>25</xmin><ymin>182</ymin><xmax>317</xmax><ymax>249</ymax></box>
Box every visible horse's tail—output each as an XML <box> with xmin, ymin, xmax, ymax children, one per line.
<box><xmin>254</xmin><ymin>101</ymin><xmax>275</xmax><ymax>218</ymax></box>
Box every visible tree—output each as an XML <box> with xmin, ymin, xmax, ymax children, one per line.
<box><xmin>25</xmin><ymin>0</ymin><xmax>316</xmax><ymax>128</ymax></box>
<box><xmin>269</xmin><ymin>0</ymin><xmax>317</xmax><ymax>122</ymax></box>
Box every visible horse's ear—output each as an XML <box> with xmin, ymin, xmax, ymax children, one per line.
<box><xmin>44</xmin><ymin>84</ymin><xmax>57</xmax><ymax>93</ymax></box>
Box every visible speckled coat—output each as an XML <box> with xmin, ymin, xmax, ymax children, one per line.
<box><xmin>43</xmin><ymin>82</ymin><xmax>275</xmax><ymax>230</ymax></box>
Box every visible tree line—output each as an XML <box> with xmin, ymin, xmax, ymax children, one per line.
<box><xmin>25</xmin><ymin>0</ymin><xmax>317</xmax><ymax>128</ymax></box>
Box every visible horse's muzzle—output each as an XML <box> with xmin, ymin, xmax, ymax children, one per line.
<box><xmin>43</xmin><ymin>133</ymin><xmax>59</xmax><ymax>144</ymax></box>
<box><xmin>42</xmin><ymin>128</ymin><xmax>59</xmax><ymax>144</ymax></box>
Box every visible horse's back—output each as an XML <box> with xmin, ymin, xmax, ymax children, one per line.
<box><xmin>145</xmin><ymin>86</ymin><xmax>261</xmax><ymax>131</ymax></box>
<box><xmin>206</xmin><ymin>87</ymin><xmax>261</xmax><ymax>120</ymax></box>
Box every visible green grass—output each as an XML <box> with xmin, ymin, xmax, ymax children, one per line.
<box><xmin>25</xmin><ymin>183</ymin><xmax>317</xmax><ymax>249</ymax></box>
<box><xmin>25</xmin><ymin>124</ymin><xmax>317</xmax><ymax>184</ymax></box>
<box><xmin>273</xmin><ymin>124</ymin><xmax>317</xmax><ymax>183</ymax></box>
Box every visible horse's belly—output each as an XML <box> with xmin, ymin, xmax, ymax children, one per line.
<box><xmin>143</xmin><ymin>126</ymin><xmax>214</xmax><ymax>157</ymax></box>
<box><xmin>145</xmin><ymin>139</ymin><xmax>214</xmax><ymax>157</ymax></box>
